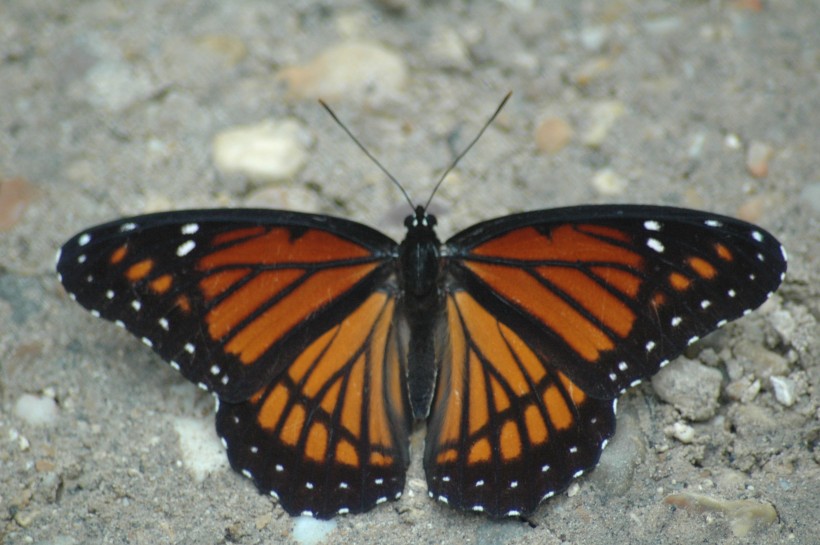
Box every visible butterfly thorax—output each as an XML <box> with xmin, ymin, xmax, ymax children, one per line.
<box><xmin>399</xmin><ymin>206</ymin><xmax>441</xmax><ymax>298</ymax></box>
<box><xmin>399</xmin><ymin>205</ymin><xmax>443</xmax><ymax>420</ymax></box>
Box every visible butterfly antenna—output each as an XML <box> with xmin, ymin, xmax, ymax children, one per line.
<box><xmin>423</xmin><ymin>91</ymin><xmax>512</xmax><ymax>211</ymax></box>
<box><xmin>319</xmin><ymin>99</ymin><xmax>416</xmax><ymax>212</ymax></box>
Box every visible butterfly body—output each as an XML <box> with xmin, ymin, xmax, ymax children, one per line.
<box><xmin>57</xmin><ymin>203</ymin><xmax>786</xmax><ymax>519</ymax></box>
<box><xmin>398</xmin><ymin>206</ymin><xmax>444</xmax><ymax>419</ymax></box>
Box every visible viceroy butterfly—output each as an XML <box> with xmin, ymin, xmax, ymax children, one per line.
<box><xmin>56</xmin><ymin>98</ymin><xmax>787</xmax><ymax>519</ymax></box>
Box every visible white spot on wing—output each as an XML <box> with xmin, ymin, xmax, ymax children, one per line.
<box><xmin>131</xmin><ymin>300</ymin><xmax>142</xmax><ymax>312</ymax></box>
<box><xmin>120</xmin><ymin>222</ymin><xmax>137</xmax><ymax>232</ymax></box>
<box><xmin>752</xmin><ymin>230</ymin><xmax>763</xmax><ymax>242</ymax></box>
<box><xmin>158</xmin><ymin>317</ymin><xmax>169</xmax><ymax>330</ymax></box>
<box><xmin>184</xmin><ymin>343</ymin><xmax>195</xmax><ymax>354</ymax></box>
<box><xmin>705</xmin><ymin>219</ymin><xmax>722</xmax><ymax>227</ymax></box>
<box><xmin>181</xmin><ymin>223</ymin><xmax>200</xmax><ymax>235</ymax></box>
<box><xmin>644</xmin><ymin>220</ymin><xmax>661</xmax><ymax>231</ymax></box>
<box><xmin>176</xmin><ymin>240</ymin><xmax>196</xmax><ymax>257</ymax></box>
<box><xmin>78</xmin><ymin>233</ymin><xmax>91</xmax><ymax>246</ymax></box>
<box><xmin>647</xmin><ymin>238</ymin><xmax>665</xmax><ymax>253</ymax></box>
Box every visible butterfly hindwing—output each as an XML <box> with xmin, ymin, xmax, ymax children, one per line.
<box><xmin>216</xmin><ymin>290</ymin><xmax>412</xmax><ymax>518</ymax></box>
<box><xmin>424</xmin><ymin>290</ymin><xmax>615</xmax><ymax>517</ymax></box>
<box><xmin>56</xmin><ymin>209</ymin><xmax>398</xmax><ymax>402</ymax></box>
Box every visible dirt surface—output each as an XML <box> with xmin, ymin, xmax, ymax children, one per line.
<box><xmin>1</xmin><ymin>1</ymin><xmax>818</xmax><ymax>544</ymax></box>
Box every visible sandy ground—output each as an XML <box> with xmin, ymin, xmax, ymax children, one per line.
<box><xmin>1</xmin><ymin>1</ymin><xmax>818</xmax><ymax>544</ymax></box>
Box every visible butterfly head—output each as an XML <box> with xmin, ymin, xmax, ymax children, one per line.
<box><xmin>404</xmin><ymin>205</ymin><xmax>437</xmax><ymax>232</ymax></box>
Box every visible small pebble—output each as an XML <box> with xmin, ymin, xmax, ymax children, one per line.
<box><xmin>746</xmin><ymin>141</ymin><xmax>773</xmax><ymax>178</ymax></box>
<box><xmin>736</xmin><ymin>196</ymin><xmax>767</xmax><ymax>222</ymax></box>
<box><xmin>725</xmin><ymin>376</ymin><xmax>761</xmax><ymax>403</ymax></box>
<box><xmin>666</xmin><ymin>421</ymin><xmax>696</xmax><ymax>444</ymax></box>
<box><xmin>173</xmin><ymin>416</ymin><xmax>229</xmax><ymax>481</ymax></box>
<box><xmin>799</xmin><ymin>182</ymin><xmax>820</xmax><ymax>214</ymax></box>
<box><xmin>212</xmin><ymin>119</ymin><xmax>312</xmax><ymax>183</ymax></box>
<box><xmin>768</xmin><ymin>309</ymin><xmax>796</xmax><ymax>346</ymax></box>
<box><xmin>0</xmin><ymin>177</ymin><xmax>38</xmax><ymax>231</ymax></box>
<box><xmin>591</xmin><ymin>168</ymin><xmax>628</xmax><ymax>196</ymax></box>
<box><xmin>652</xmin><ymin>358</ymin><xmax>722</xmax><ymax>421</ymax></box>
<box><xmin>582</xmin><ymin>100</ymin><xmax>625</xmax><ymax>147</ymax></box>
<box><xmin>83</xmin><ymin>60</ymin><xmax>158</xmax><ymax>112</ymax></box>
<box><xmin>195</xmin><ymin>34</ymin><xmax>248</xmax><ymax>65</ymax></box>
<box><xmin>427</xmin><ymin>27</ymin><xmax>472</xmax><ymax>71</ymax></box>
<box><xmin>278</xmin><ymin>41</ymin><xmax>407</xmax><ymax>104</ymax></box>
<box><xmin>14</xmin><ymin>394</ymin><xmax>59</xmax><ymax>426</ymax></box>
<box><xmin>579</xmin><ymin>25</ymin><xmax>609</xmax><ymax>51</ymax></box>
<box><xmin>732</xmin><ymin>340</ymin><xmax>789</xmax><ymax>380</ymax></box>
<box><xmin>730</xmin><ymin>0</ymin><xmax>764</xmax><ymax>11</ymax></box>
<box><xmin>724</xmin><ymin>133</ymin><xmax>742</xmax><ymax>150</ymax></box>
<box><xmin>664</xmin><ymin>492</ymin><xmax>777</xmax><ymax>537</ymax></box>
<box><xmin>534</xmin><ymin>117</ymin><xmax>573</xmax><ymax>154</ymax></box>
<box><xmin>769</xmin><ymin>376</ymin><xmax>796</xmax><ymax>407</ymax></box>
<box><xmin>292</xmin><ymin>516</ymin><xmax>337</xmax><ymax>545</ymax></box>
<box><xmin>572</xmin><ymin>57</ymin><xmax>613</xmax><ymax>87</ymax></box>
<box><xmin>593</xmin><ymin>414</ymin><xmax>644</xmax><ymax>497</ymax></box>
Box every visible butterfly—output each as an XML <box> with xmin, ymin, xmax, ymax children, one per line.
<box><xmin>56</xmin><ymin>100</ymin><xmax>787</xmax><ymax>520</ymax></box>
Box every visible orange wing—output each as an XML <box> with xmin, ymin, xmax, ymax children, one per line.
<box><xmin>216</xmin><ymin>290</ymin><xmax>411</xmax><ymax>518</ymax></box>
<box><xmin>429</xmin><ymin>206</ymin><xmax>786</xmax><ymax>516</ymax></box>
<box><xmin>56</xmin><ymin>210</ymin><xmax>398</xmax><ymax>402</ymax></box>
<box><xmin>424</xmin><ymin>290</ymin><xmax>615</xmax><ymax>517</ymax></box>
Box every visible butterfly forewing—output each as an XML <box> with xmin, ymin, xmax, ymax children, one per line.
<box><xmin>56</xmin><ymin>209</ymin><xmax>398</xmax><ymax>402</ymax></box>
<box><xmin>445</xmin><ymin>205</ymin><xmax>787</xmax><ymax>399</ymax></box>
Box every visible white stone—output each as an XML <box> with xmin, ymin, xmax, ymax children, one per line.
<box><xmin>213</xmin><ymin>119</ymin><xmax>312</xmax><ymax>183</ymax></box>
<box><xmin>277</xmin><ymin>41</ymin><xmax>407</xmax><ymax>104</ymax></box>
<box><xmin>292</xmin><ymin>516</ymin><xmax>337</xmax><ymax>545</ymax></box>
<box><xmin>769</xmin><ymin>376</ymin><xmax>796</xmax><ymax>407</ymax></box>
<box><xmin>14</xmin><ymin>394</ymin><xmax>59</xmax><ymax>426</ymax></box>
<box><xmin>173</xmin><ymin>416</ymin><xmax>229</xmax><ymax>481</ymax></box>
